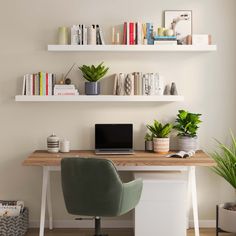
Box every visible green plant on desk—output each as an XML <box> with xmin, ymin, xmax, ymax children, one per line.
<box><xmin>147</xmin><ymin>120</ymin><xmax>172</xmax><ymax>153</ymax></box>
<box><xmin>144</xmin><ymin>132</ymin><xmax>154</xmax><ymax>141</ymax></box>
<box><xmin>147</xmin><ymin>120</ymin><xmax>172</xmax><ymax>138</ymax></box>
<box><xmin>174</xmin><ymin>110</ymin><xmax>202</xmax><ymax>137</ymax></box>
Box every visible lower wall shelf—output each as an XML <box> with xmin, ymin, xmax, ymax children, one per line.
<box><xmin>15</xmin><ymin>95</ymin><xmax>184</xmax><ymax>102</ymax></box>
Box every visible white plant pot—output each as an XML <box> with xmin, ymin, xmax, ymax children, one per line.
<box><xmin>153</xmin><ymin>138</ymin><xmax>169</xmax><ymax>154</ymax></box>
<box><xmin>219</xmin><ymin>203</ymin><xmax>236</xmax><ymax>233</ymax></box>
<box><xmin>178</xmin><ymin>136</ymin><xmax>198</xmax><ymax>152</ymax></box>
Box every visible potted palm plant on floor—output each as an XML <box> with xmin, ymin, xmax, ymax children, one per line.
<box><xmin>174</xmin><ymin>110</ymin><xmax>202</xmax><ymax>151</ymax></box>
<box><xmin>79</xmin><ymin>62</ymin><xmax>109</xmax><ymax>95</ymax></box>
<box><xmin>147</xmin><ymin>120</ymin><xmax>172</xmax><ymax>154</ymax></box>
<box><xmin>211</xmin><ymin>132</ymin><xmax>236</xmax><ymax>233</ymax></box>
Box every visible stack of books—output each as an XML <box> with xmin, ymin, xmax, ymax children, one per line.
<box><xmin>113</xmin><ymin>73</ymin><xmax>164</xmax><ymax>96</ymax></box>
<box><xmin>54</xmin><ymin>85</ymin><xmax>79</xmax><ymax>96</ymax></box>
<box><xmin>154</xmin><ymin>36</ymin><xmax>177</xmax><ymax>45</ymax></box>
<box><xmin>0</xmin><ymin>200</ymin><xmax>24</xmax><ymax>217</ymax></box>
<box><xmin>22</xmin><ymin>72</ymin><xmax>56</xmax><ymax>96</ymax></box>
<box><xmin>123</xmin><ymin>22</ymin><xmax>150</xmax><ymax>45</ymax></box>
<box><xmin>71</xmin><ymin>24</ymin><xmax>105</xmax><ymax>45</ymax></box>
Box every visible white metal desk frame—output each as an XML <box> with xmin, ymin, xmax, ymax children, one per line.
<box><xmin>39</xmin><ymin>165</ymin><xmax>199</xmax><ymax>236</ymax></box>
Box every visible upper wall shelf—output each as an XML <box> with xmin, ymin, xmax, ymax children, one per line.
<box><xmin>47</xmin><ymin>45</ymin><xmax>217</xmax><ymax>52</ymax></box>
<box><xmin>15</xmin><ymin>95</ymin><xmax>184</xmax><ymax>102</ymax></box>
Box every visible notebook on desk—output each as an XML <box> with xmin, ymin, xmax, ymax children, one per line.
<box><xmin>95</xmin><ymin>124</ymin><xmax>134</xmax><ymax>155</ymax></box>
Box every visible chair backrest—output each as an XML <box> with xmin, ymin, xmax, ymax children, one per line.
<box><xmin>61</xmin><ymin>157</ymin><xmax>123</xmax><ymax>217</ymax></box>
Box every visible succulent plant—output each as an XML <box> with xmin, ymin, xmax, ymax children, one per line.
<box><xmin>79</xmin><ymin>62</ymin><xmax>109</xmax><ymax>82</ymax></box>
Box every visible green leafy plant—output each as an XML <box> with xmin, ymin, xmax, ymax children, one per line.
<box><xmin>79</xmin><ymin>62</ymin><xmax>109</xmax><ymax>82</ymax></box>
<box><xmin>174</xmin><ymin>110</ymin><xmax>202</xmax><ymax>137</ymax></box>
<box><xmin>147</xmin><ymin>120</ymin><xmax>172</xmax><ymax>138</ymax></box>
<box><xmin>210</xmin><ymin>132</ymin><xmax>236</xmax><ymax>189</ymax></box>
<box><xmin>144</xmin><ymin>133</ymin><xmax>154</xmax><ymax>141</ymax></box>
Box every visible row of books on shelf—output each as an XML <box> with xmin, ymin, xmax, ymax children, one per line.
<box><xmin>0</xmin><ymin>200</ymin><xmax>24</xmax><ymax>217</ymax></box>
<box><xmin>22</xmin><ymin>73</ymin><xmax>79</xmax><ymax>96</ymax></box>
<box><xmin>122</xmin><ymin>22</ymin><xmax>177</xmax><ymax>45</ymax></box>
<box><xmin>113</xmin><ymin>72</ymin><xmax>165</xmax><ymax>96</ymax></box>
<box><xmin>71</xmin><ymin>24</ymin><xmax>105</xmax><ymax>45</ymax></box>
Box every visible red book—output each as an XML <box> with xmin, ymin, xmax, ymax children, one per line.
<box><xmin>123</xmin><ymin>22</ymin><xmax>127</xmax><ymax>45</ymax></box>
<box><xmin>129</xmin><ymin>22</ymin><xmax>134</xmax><ymax>45</ymax></box>
<box><xmin>46</xmin><ymin>73</ymin><xmax>48</xmax><ymax>96</ymax></box>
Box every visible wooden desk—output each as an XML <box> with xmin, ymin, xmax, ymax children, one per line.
<box><xmin>23</xmin><ymin>150</ymin><xmax>215</xmax><ymax>236</ymax></box>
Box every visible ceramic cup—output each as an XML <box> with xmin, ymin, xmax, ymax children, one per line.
<box><xmin>60</xmin><ymin>139</ymin><xmax>70</xmax><ymax>153</ymax></box>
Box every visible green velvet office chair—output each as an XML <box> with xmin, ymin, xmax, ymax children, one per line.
<box><xmin>61</xmin><ymin>157</ymin><xmax>143</xmax><ymax>236</ymax></box>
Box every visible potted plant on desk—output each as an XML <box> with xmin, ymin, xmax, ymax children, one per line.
<box><xmin>210</xmin><ymin>133</ymin><xmax>236</xmax><ymax>234</ymax></box>
<box><xmin>144</xmin><ymin>132</ymin><xmax>154</xmax><ymax>152</ymax></box>
<box><xmin>174</xmin><ymin>110</ymin><xmax>202</xmax><ymax>151</ymax></box>
<box><xmin>79</xmin><ymin>62</ymin><xmax>109</xmax><ymax>95</ymax></box>
<box><xmin>147</xmin><ymin>120</ymin><xmax>172</xmax><ymax>154</ymax></box>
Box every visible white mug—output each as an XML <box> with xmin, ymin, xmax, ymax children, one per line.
<box><xmin>60</xmin><ymin>140</ymin><xmax>70</xmax><ymax>153</ymax></box>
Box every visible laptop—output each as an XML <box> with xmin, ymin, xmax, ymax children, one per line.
<box><xmin>95</xmin><ymin>124</ymin><xmax>134</xmax><ymax>155</ymax></box>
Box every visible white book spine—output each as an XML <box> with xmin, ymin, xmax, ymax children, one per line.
<box><xmin>154</xmin><ymin>73</ymin><xmax>159</xmax><ymax>95</ymax></box>
<box><xmin>137</xmin><ymin>22</ymin><xmax>142</xmax><ymax>45</ymax></box>
<box><xmin>48</xmin><ymin>73</ymin><xmax>52</xmax><ymax>96</ymax></box>
<box><xmin>71</xmin><ymin>25</ymin><xmax>79</xmax><ymax>45</ymax></box>
<box><xmin>22</xmin><ymin>75</ymin><xmax>26</xmax><ymax>95</ymax></box>
<box><xmin>83</xmin><ymin>26</ymin><xmax>88</xmax><ymax>45</ymax></box>
<box><xmin>158</xmin><ymin>75</ymin><xmax>164</xmax><ymax>95</ymax></box>
<box><xmin>126</xmin><ymin>22</ymin><xmax>130</xmax><ymax>45</ymax></box>
<box><xmin>88</xmin><ymin>26</ymin><xmax>96</xmax><ymax>45</ymax></box>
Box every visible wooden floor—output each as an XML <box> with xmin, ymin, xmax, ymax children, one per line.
<box><xmin>25</xmin><ymin>228</ymin><xmax>236</xmax><ymax>236</ymax></box>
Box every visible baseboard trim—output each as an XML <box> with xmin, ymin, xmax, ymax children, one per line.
<box><xmin>29</xmin><ymin>219</ymin><xmax>216</xmax><ymax>229</ymax></box>
<box><xmin>29</xmin><ymin>219</ymin><xmax>134</xmax><ymax>228</ymax></box>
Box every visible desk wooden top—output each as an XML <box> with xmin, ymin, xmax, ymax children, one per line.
<box><xmin>23</xmin><ymin>150</ymin><xmax>215</xmax><ymax>167</ymax></box>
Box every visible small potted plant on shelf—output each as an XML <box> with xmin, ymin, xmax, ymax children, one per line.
<box><xmin>147</xmin><ymin>120</ymin><xmax>172</xmax><ymax>154</ymax></box>
<box><xmin>144</xmin><ymin>132</ymin><xmax>154</xmax><ymax>152</ymax></box>
<box><xmin>210</xmin><ymin>132</ymin><xmax>236</xmax><ymax>233</ymax></box>
<box><xmin>79</xmin><ymin>62</ymin><xmax>109</xmax><ymax>95</ymax></box>
<box><xmin>174</xmin><ymin>110</ymin><xmax>202</xmax><ymax>152</ymax></box>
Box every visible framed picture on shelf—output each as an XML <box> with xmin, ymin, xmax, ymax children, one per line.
<box><xmin>164</xmin><ymin>10</ymin><xmax>192</xmax><ymax>44</ymax></box>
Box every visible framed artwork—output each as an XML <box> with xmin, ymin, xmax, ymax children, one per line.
<box><xmin>165</xmin><ymin>10</ymin><xmax>192</xmax><ymax>43</ymax></box>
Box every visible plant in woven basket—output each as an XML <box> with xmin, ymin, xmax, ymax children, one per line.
<box><xmin>147</xmin><ymin>120</ymin><xmax>172</xmax><ymax>153</ymax></box>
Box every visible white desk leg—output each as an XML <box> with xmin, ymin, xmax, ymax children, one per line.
<box><xmin>189</xmin><ymin>166</ymin><xmax>200</xmax><ymax>236</ymax></box>
<box><xmin>39</xmin><ymin>167</ymin><xmax>49</xmax><ymax>236</ymax></box>
<box><xmin>47</xmin><ymin>170</ymin><xmax>53</xmax><ymax>230</ymax></box>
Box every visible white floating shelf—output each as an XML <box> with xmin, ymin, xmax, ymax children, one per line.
<box><xmin>47</xmin><ymin>44</ymin><xmax>217</xmax><ymax>52</ymax></box>
<box><xmin>15</xmin><ymin>95</ymin><xmax>184</xmax><ymax>102</ymax></box>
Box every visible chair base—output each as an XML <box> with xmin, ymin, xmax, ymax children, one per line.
<box><xmin>94</xmin><ymin>217</ymin><xmax>108</xmax><ymax>236</ymax></box>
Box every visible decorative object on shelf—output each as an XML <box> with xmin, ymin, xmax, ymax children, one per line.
<box><xmin>210</xmin><ymin>132</ymin><xmax>236</xmax><ymax>234</ymax></box>
<box><xmin>170</xmin><ymin>82</ymin><xmax>178</xmax><ymax>95</ymax></box>
<box><xmin>165</xmin><ymin>10</ymin><xmax>192</xmax><ymax>44</ymax></box>
<box><xmin>79</xmin><ymin>62</ymin><xmax>109</xmax><ymax>95</ymax></box>
<box><xmin>124</xmin><ymin>74</ymin><xmax>134</xmax><ymax>95</ymax></box>
<box><xmin>165</xmin><ymin>29</ymin><xmax>174</xmax><ymax>37</ymax></box>
<box><xmin>174</xmin><ymin>110</ymin><xmax>202</xmax><ymax>151</ymax></box>
<box><xmin>113</xmin><ymin>72</ymin><xmax>164</xmax><ymax>96</ymax></box>
<box><xmin>147</xmin><ymin>120</ymin><xmax>172</xmax><ymax>154</ymax></box>
<box><xmin>164</xmin><ymin>84</ymin><xmax>171</xmax><ymax>95</ymax></box>
<box><xmin>59</xmin><ymin>139</ymin><xmax>70</xmax><ymax>153</ymax></box>
<box><xmin>192</xmin><ymin>34</ymin><xmax>212</xmax><ymax>46</ymax></box>
<box><xmin>47</xmin><ymin>133</ymin><xmax>60</xmax><ymax>153</ymax></box>
<box><xmin>58</xmin><ymin>26</ymin><xmax>69</xmax><ymax>45</ymax></box>
<box><xmin>65</xmin><ymin>78</ymin><xmax>71</xmax><ymax>85</ymax></box>
<box><xmin>144</xmin><ymin>133</ymin><xmax>153</xmax><ymax>152</ymax></box>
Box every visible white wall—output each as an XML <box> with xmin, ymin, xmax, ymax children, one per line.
<box><xmin>0</xmin><ymin>0</ymin><xmax>236</xmax><ymax>225</ymax></box>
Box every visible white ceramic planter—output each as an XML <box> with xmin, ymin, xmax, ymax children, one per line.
<box><xmin>219</xmin><ymin>203</ymin><xmax>236</xmax><ymax>233</ymax></box>
<box><xmin>178</xmin><ymin>136</ymin><xmax>198</xmax><ymax>152</ymax></box>
<box><xmin>153</xmin><ymin>138</ymin><xmax>169</xmax><ymax>154</ymax></box>
<box><xmin>145</xmin><ymin>141</ymin><xmax>153</xmax><ymax>152</ymax></box>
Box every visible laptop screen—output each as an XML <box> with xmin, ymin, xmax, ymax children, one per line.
<box><xmin>95</xmin><ymin>124</ymin><xmax>133</xmax><ymax>149</ymax></box>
